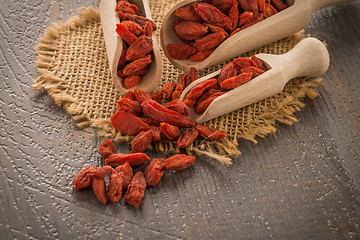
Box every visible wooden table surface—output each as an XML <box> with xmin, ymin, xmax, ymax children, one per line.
<box><xmin>1</xmin><ymin>0</ymin><xmax>359</xmax><ymax>239</ymax></box>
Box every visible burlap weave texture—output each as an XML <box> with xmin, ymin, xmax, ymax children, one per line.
<box><xmin>33</xmin><ymin>2</ymin><xmax>323</xmax><ymax>164</ymax></box>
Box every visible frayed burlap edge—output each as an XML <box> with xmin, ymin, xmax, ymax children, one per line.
<box><xmin>33</xmin><ymin>6</ymin><xmax>324</xmax><ymax>165</ymax></box>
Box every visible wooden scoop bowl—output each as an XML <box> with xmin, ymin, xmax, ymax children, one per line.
<box><xmin>161</xmin><ymin>0</ymin><xmax>353</xmax><ymax>71</ymax></box>
<box><xmin>179</xmin><ymin>37</ymin><xmax>330</xmax><ymax>124</ymax></box>
<box><xmin>99</xmin><ymin>0</ymin><xmax>162</xmax><ymax>94</ymax></box>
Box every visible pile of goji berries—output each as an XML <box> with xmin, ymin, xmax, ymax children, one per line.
<box><xmin>115</xmin><ymin>0</ymin><xmax>157</xmax><ymax>89</ymax></box>
<box><xmin>183</xmin><ymin>55</ymin><xmax>269</xmax><ymax>114</ymax></box>
<box><xmin>72</xmin><ymin>139</ymin><xmax>197</xmax><ymax>206</ymax></box>
<box><xmin>167</xmin><ymin>0</ymin><xmax>289</xmax><ymax>62</ymax></box>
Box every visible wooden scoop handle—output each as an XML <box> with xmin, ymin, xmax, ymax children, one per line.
<box><xmin>311</xmin><ymin>0</ymin><xmax>355</xmax><ymax>11</ymax></box>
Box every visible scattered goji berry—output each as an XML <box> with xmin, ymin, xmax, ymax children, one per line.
<box><xmin>72</xmin><ymin>165</ymin><xmax>96</xmax><ymax>190</ymax></box>
<box><xmin>172</xmin><ymin>74</ymin><xmax>186</xmax><ymax>100</ymax></box>
<box><xmin>98</xmin><ymin>139</ymin><xmax>116</xmax><ymax>158</ymax></box>
<box><xmin>115</xmin><ymin>162</ymin><xmax>133</xmax><ymax>188</ymax></box>
<box><xmin>111</xmin><ymin>111</ymin><xmax>149</xmax><ymax>136</ymax></box>
<box><xmin>149</xmin><ymin>91</ymin><xmax>164</xmax><ymax>102</ymax></box>
<box><xmin>185</xmin><ymin>67</ymin><xmax>198</xmax><ymax>87</ymax></box>
<box><xmin>149</xmin><ymin>125</ymin><xmax>162</xmax><ymax>141</ymax></box>
<box><xmin>160</xmin><ymin>82</ymin><xmax>176</xmax><ymax>100</ymax></box>
<box><xmin>144</xmin><ymin>158</ymin><xmax>165</xmax><ymax>186</ymax></box>
<box><xmin>162</xmin><ymin>154</ymin><xmax>196</xmax><ymax>171</ymax></box>
<box><xmin>117</xmin><ymin>97</ymin><xmax>142</xmax><ymax>116</ymax></box>
<box><xmin>105</xmin><ymin>153</ymin><xmax>150</xmax><ymax>167</ymax></box>
<box><xmin>160</xmin><ymin>122</ymin><xmax>181</xmax><ymax>140</ymax></box>
<box><xmin>164</xmin><ymin>99</ymin><xmax>190</xmax><ymax>116</ymax></box>
<box><xmin>122</xmin><ymin>90</ymin><xmax>136</xmax><ymax>101</ymax></box>
<box><xmin>92</xmin><ymin>177</ymin><xmax>108</xmax><ymax>204</ymax></box>
<box><xmin>134</xmin><ymin>87</ymin><xmax>152</xmax><ymax>102</ymax></box>
<box><xmin>177</xmin><ymin>129</ymin><xmax>199</xmax><ymax>148</ymax></box>
<box><xmin>195</xmin><ymin>125</ymin><xmax>227</xmax><ymax>140</ymax></box>
<box><xmin>131</xmin><ymin>130</ymin><xmax>153</xmax><ymax>153</ymax></box>
<box><xmin>107</xmin><ymin>170</ymin><xmax>123</xmax><ymax>203</ymax></box>
<box><xmin>125</xmin><ymin>171</ymin><xmax>147</xmax><ymax>207</ymax></box>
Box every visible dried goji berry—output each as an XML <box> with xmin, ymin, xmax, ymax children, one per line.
<box><xmin>229</xmin><ymin>28</ymin><xmax>241</xmax><ymax>37</ymax></box>
<box><xmin>141</xmin><ymin>100</ymin><xmax>195</xmax><ymax>128</ymax></box>
<box><xmin>194</xmin><ymin>32</ymin><xmax>227</xmax><ymax>52</ymax></box>
<box><xmin>271</xmin><ymin>0</ymin><xmax>289</xmax><ymax>11</ymax></box>
<box><xmin>204</xmin><ymin>23</ymin><xmax>229</xmax><ymax>36</ymax></box>
<box><xmin>238</xmin><ymin>0</ymin><xmax>258</xmax><ymax>13</ymax></box>
<box><xmin>183</xmin><ymin>98</ymin><xmax>198</xmax><ymax>108</ymax></box>
<box><xmin>160</xmin><ymin>122</ymin><xmax>181</xmax><ymax>140</ymax></box>
<box><xmin>150</xmin><ymin>91</ymin><xmax>164</xmax><ymax>102</ymax></box>
<box><xmin>121</xmin><ymin>21</ymin><xmax>143</xmax><ymax>36</ymax></box>
<box><xmin>175</xmin><ymin>4</ymin><xmax>202</xmax><ymax>21</ymax></box>
<box><xmin>263</xmin><ymin>4</ymin><xmax>278</xmax><ymax>18</ymax></box>
<box><xmin>107</xmin><ymin>170</ymin><xmax>123</xmax><ymax>203</ymax></box>
<box><xmin>162</xmin><ymin>154</ymin><xmax>196</xmax><ymax>171</ymax></box>
<box><xmin>123</xmin><ymin>55</ymin><xmax>152</xmax><ymax>76</ymax></box>
<box><xmin>257</xmin><ymin>0</ymin><xmax>266</xmax><ymax>12</ymax></box>
<box><xmin>105</xmin><ymin>153</ymin><xmax>150</xmax><ymax>167</ymax></box>
<box><xmin>238</xmin><ymin>11</ymin><xmax>254</xmax><ymax>27</ymax></box>
<box><xmin>118</xmin><ymin>41</ymin><xmax>128</xmax><ymax>69</ymax></box>
<box><xmin>115</xmin><ymin>1</ymin><xmax>139</xmax><ymax>15</ymax></box>
<box><xmin>72</xmin><ymin>165</ymin><xmax>96</xmax><ymax>190</ymax></box>
<box><xmin>240</xmin><ymin>13</ymin><xmax>264</xmax><ymax>30</ymax></box>
<box><xmin>131</xmin><ymin>130</ymin><xmax>153</xmax><ymax>153</ymax></box>
<box><xmin>115</xmin><ymin>162</ymin><xmax>133</xmax><ymax>188</ymax></box>
<box><xmin>211</xmin><ymin>0</ymin><xmax>235</xmax><ymax>13</ymax></box>
<box><xmin>167</xmin><ymin>43</ymin><xmax>197</xmax><ymax>60</ymax></box>
<box><xmin>195</xmin><ymin>125</ymin><xmax>227</xmax><ymax>140</ymax></box>
<box><xmin>143</xmin><ymin>22</ymin><xmax>153</xmax><ymax>37</ymax></box>
<box><xmin>241</xmin><ymin>66</ymin><xmax>265</xmax><ymax>77</ymax></box>
<box><xmin>126</xmin><ymin>35</ymin><xmax>153</xmax><ymax>61</ymax></box>
<box><xmin>164</xmin><ymin>99</ymin><xmax>190</xmax><ymax>116</ymax></box>
<box><xmin>122</xmin><ymin>90</ymin><xmax>136</xmax><ymax>101</ymax></box>
<box><xmin>193</xmin><ymin>2</ymin><xmax>233</xmax><ymax>31</ymax></box>
<box><xmin>186</xmin><ymin>68</ymin><xmax>198</xmax><ymax>88</ymax></box>
<box><xmin>134</xmin><ymin>87</ymin><xmax>152</xmax><ymax>102</ymax></box>
<box><xmin>118</xmin><ymin>12</ymin><xmax>157</xmax><ymax>31</ymax></box>
<box><xmin>195</xmin><ymin>92</ymin><xmax>225</xmax><ymax>114</ymax></box>
<box><xmin>93</xmin><ymin>166</ymin><xmax>113</xmax><ymax>178</ymax></box>
<box><xmin>175</xmin><ymin>21</ymin><xmax>209</xmax><ymax>41</ymax></box>
<box><xmin>117</xmin><ymin>69</ymin><xmax>127</xmax><ymax>78</ymax></box>
<box><xmin>149</xmin><ymin>125</ymin><xmax>162</xmax><ymax>141</ymax></box>
<box><xmin>160</xmin><ymin>82</ymin><xmax>176</xmax><ymax>100</ymax></box>
<box><xmin>144</xmin><ymin>158</ymin><xmax>165</xmax><ymax>186</ymax></box>
<box><xmin>117</xmin><ymin>97</ymin><xmax>142</xmax><ymax>116</ymax></box>
<box><xmin>111</xmin><ymin>111</ymin><xmax>149</xmax><ymax>136</ymax></box>
<box><xmin>190</xmin><ymin>48</ymin><xmax>215</xmax><ymax>62</ymax></box>
<box><xmin>186</xmin><ymin>78</ymin><xmax>218</xmax><ymax>101</ymax></box>
<box><xmin>172</xmin><ymin>73</ymin><xmax>186</xmax><ymax>100</ymax></box>
<box><xmin>116</xmin><ymin>23</ymin><xmax>137</xmax><ymax>45</ymax></box>
<box><xmin>92</xmin><ymin>177</ymin><xmax>108</xmax><ymax>204</ymax></box>
<box><xmin>177</xmin><ymin>129</ymin><xmax>199</xmax><ymax>148</ymax></box>
<box><xmin>233</xmin><ymin>57</ymin><xmax>257</xmax><ymax>69</ymax></box>
<box><xmin>251</xmin><ymin>55</ymin><xmax>267</xmax><ymax>71</ymax></box>
<box><xmin>98</xmin><ymin>139</ymin><xmax>116</xmax><ymax>158</ymax></box>
<box><xmin>220</xmin><ymin>72</ymin><xmax>253</xmax><ymax>89</ymax></box>
<box><xmin>218</xmin><ymin>62</ymin><xmax>238</xmax><ymax>84</ymax></box>
<box><xmin>125</xmin><ymin>171</ymin><xmax>147</xmax><ymax>207</ymax></box>
<box><xmin>228</xmin><ymin>0</ymin><xmax>239</xmax><ymax>31</ymax></box>
<box><xmin>124</xmin><ymin>75</ymin><xmax>141</xmax><ymax>89</ymax></box>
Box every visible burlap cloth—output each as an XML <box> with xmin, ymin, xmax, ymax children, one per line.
<box><xmin>33</xmin><ymin>2</ymin><xmax>323</xmax><ymax>164</ymax></box>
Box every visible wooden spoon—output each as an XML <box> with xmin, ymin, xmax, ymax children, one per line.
<box><xmin>99</xmin><ymin>0</ymin><xmax>162</xmax><ymax>94</ymax></box>
<box><xmin>161</xmin><ymin>0</ymin><xmax>352</xmax><ymax>71</ymax></box>
<box><xmin>179</xmin><ymin>38</ymin><xmax>329</xmax><ymax>124</ymax></box>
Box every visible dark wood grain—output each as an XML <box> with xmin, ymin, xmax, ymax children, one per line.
<box><xmin>0</xmin><ymin>0</ymin><xmax>359</xmax><ymax>239</ymax></box>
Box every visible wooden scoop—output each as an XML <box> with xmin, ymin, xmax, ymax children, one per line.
<box><xmin>99</xmin><ymin>0</ymin><xmax>162</xmax><ymax>94</ymax></box>
<box><xmin>179</xmin><ymin>38</ymin><xmax>329</xmax><ymax>124</ymax></box>
<box><xmin>161</xmin><ymin>0</ymin><xmax>352</xmax><ymax>71</ymax></box>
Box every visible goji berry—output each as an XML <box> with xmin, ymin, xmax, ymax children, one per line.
<box><xmin>167</xmin><ymin>43</ymin><xmax>197</xmax><ymax>60</ymax></box>
<box><xmin>72</xmin><ymin>165</ymin><xmax>96</xmax><ymax>190</ymax></box>
<box><xmin>162</xmin><ymin>154</ymin><xmax>196</xmax><ymax>171</ymax></box>
<box><xmin>185</xmin><ymin>67</ymin><xmax>198</xmax><ymax>88</ymax></box>
<box><xmin>195</xmin><ymin>125</ymin><xmax>227</xmax><ymax>140</ymax></box>
<box><xmin>126</xmin><ymin>35</ymin><xmax>153</xmax><ymax>61</ymax></box>
<box><xmin>164</xmin><ymin>99</ymin><xmax>190</xmax><ymax>116</ymax></box>
<box><xmin>115</xmin><ymin>162</ymin><xmax>133</xmax><ymax>188</ymax></box>
<box><xmin>105</xmin><ymin>153</ymin><xmax>150</xmax><ymax>167</ymax></box>
<box><xmin>211</xmin><ymin>0</ymin><xmax>235</xmax><ymax>14</ymax></box>
<box><xmin>251</xmin><ymin>55</ymin><xmax>267</xmax><ymax>71</ymax></box>
<box><xmin>123</xmin><ymin>75</ymin><xmax>141</xmax><ymax>89</ymax></box>
<box><xmin>149</xmin><ymin>125</ymin><xmax>162</xmax><ymax>141</ymax></box>
<box><xmin>111</xmin><ymin>111</ymin><xmax>149</xmax><ymax>136</ymax></box>
<box><xmin>92</xmin><ymin>177</ymin><xmax>108</xmax><ymax>204</ymax></box>
<box><xmin>116</xmin><ymin>23</ymin><xmax>137</xmax><ymax>45</ymax></box>
<box><xmin>233</xmin><ymin>57</ymin><xmax>257</xmax><ymax>69</ymax></box>
<box><xmin>107</xmin><ymin>170</ymin><xmax>123</xmax><ymax>203</ymax></box>
<box><xmin>175</xmin><ymin>4</ymin><xmax>202</xmax><ymax>21</ymax></box>
<box><xmin>117</xmin><ymin>41</ymin><xmax>128</xmax><ymax>70</ymax></box>
<box><xmin>240</xmin><ymin>13</ymin><xmax>264</xmax><ymax>30</ymax></box>
<box><xmin>257</xmin><ymin>0</ymin><xmax>266</xmax><ymax>12</ymax></box>
<box><xmin>160</xmin><ymin>122</ymin><xmax>181</xmax><ymax>140</ymax></box>
<box><xmin>175</xmin><ymin>21</ymin><xmax>209</xmax><ymax>41</ymax></box>
<box><xmin>195</xmin><ymin>92</ymin><xmax>225</xmax><ymax>114</ymax></box>
<box><xmin>141</xmin><ymin>100</ymin><xmax>195</xmax><ymax>128</ymax></box>
<box><xmin>238</xmin><ymin>0</ymin><xmax>258</xmax><ymax>13</ymax></box>
<box><xmin>177</xmin><ymin>129</ymin><xmax>199</xmax><ymax>148</ymax></box>
<box><xmin>228</xmin><ymin>0</ymin><xmax>239</xmax><ymax>31</ymax></box>
<box><xmin>241</xmin><ymin>66</ymin><xmax>265</xmax><ymax>77</ymax></box>
<box><xmin>217</xmin><ymin>62</ymin><xmax>238</xmax><ymax>84</ymax></box>
<box><xmin>186</xmin><ymin>78</ymin><xmax>218</xmax><ymax>101</ymax></box>
<box><xmin>98</xmin><ymin>139</ymin><xmax>116</xmax><ymax>158</ymax></box>
<box><xmin>118</xmin><ymin>12</ymin><xmax>157</xmax><ymax>31</ymax></box>
<box><xmin>115</xmin><ymin>1</ymin><xmax>139</xmax><ymax>15</ymax></box>
<box><xmin>172</xmin><ymin>74</ymin><xmax>186</xmax><ymax>100</ymax></box>
<box><xmin>125</xmin><ymin>171</ymin><xmax>147</xmax><ymax>207</ymax></box>
<box><xmin>134</xmin><ymin>87</ymin><xmax>152</xmax><ymax>102</ymax></box>
<box><xmin>194</xmin><ymin>31</ymin><xmax>227</xmax><ymax>52</ymax></box>
<box><xmin>160</xmin><ymin>82</ymin><xmax>176</xmax><ymax>100</ymax></box>
<box><xmin>238</xmin><ymin>11</ymin><xmax>254</xmax><ymax>27</ymax></box>
<box><xmin>271</xmin><ymin>0</ymin><xmax>289</xmax><ymax>11</ymax></box>
<box><xmin>220</xmin><ymin>72</ymin><xmax>253</xmax><ymax>89</ymax></box>
<box><xmin>263</xmin><ymin>4</ymin><xmax>278</xmax><ymax>18</ymax></box>
<box><xmin>144</xmin><ymin>158</ymin><xmax>165</xmax><ymax>186</ymax></box>
<box><xmin>131</xmin><ymin>130</ymin><xmax>153</xmax><ymax>153</ymax></box>
<box><xmin>149</xmin><ymin>91</ymin><xmax>164</xmax><ymax>102</ymax></box>
<box><xmin>123</xmin><ymin>55</ymin><xmax>152</xmax><ymax>76</ymax></box>
<box><xmin>122</xmin><ymin>90</ymin><xmax>136</xmax><ymax>101</ymax></box>
<box><xmin>121</xmin><ymin>21</ymin><xmax>143</xmax><ymax>36</ymax></box>
<box><xmin>143</xmin><ymin>22</ymin><xmax>153</xmax><ymax>37</ymax></box>
<box><xmin>117</xmin><ymin>97</ymin><xmax>142</xmax><ymax>116</ymax></box>
<box><xmin>190</xmin><ymin>48</ymin><xmax>215</xmax><ymax>62</ymax></box>
<box><xmin>193</xmin><ymin>2</ymin><xmax>233</xmax><ymax>31</ymax></box>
